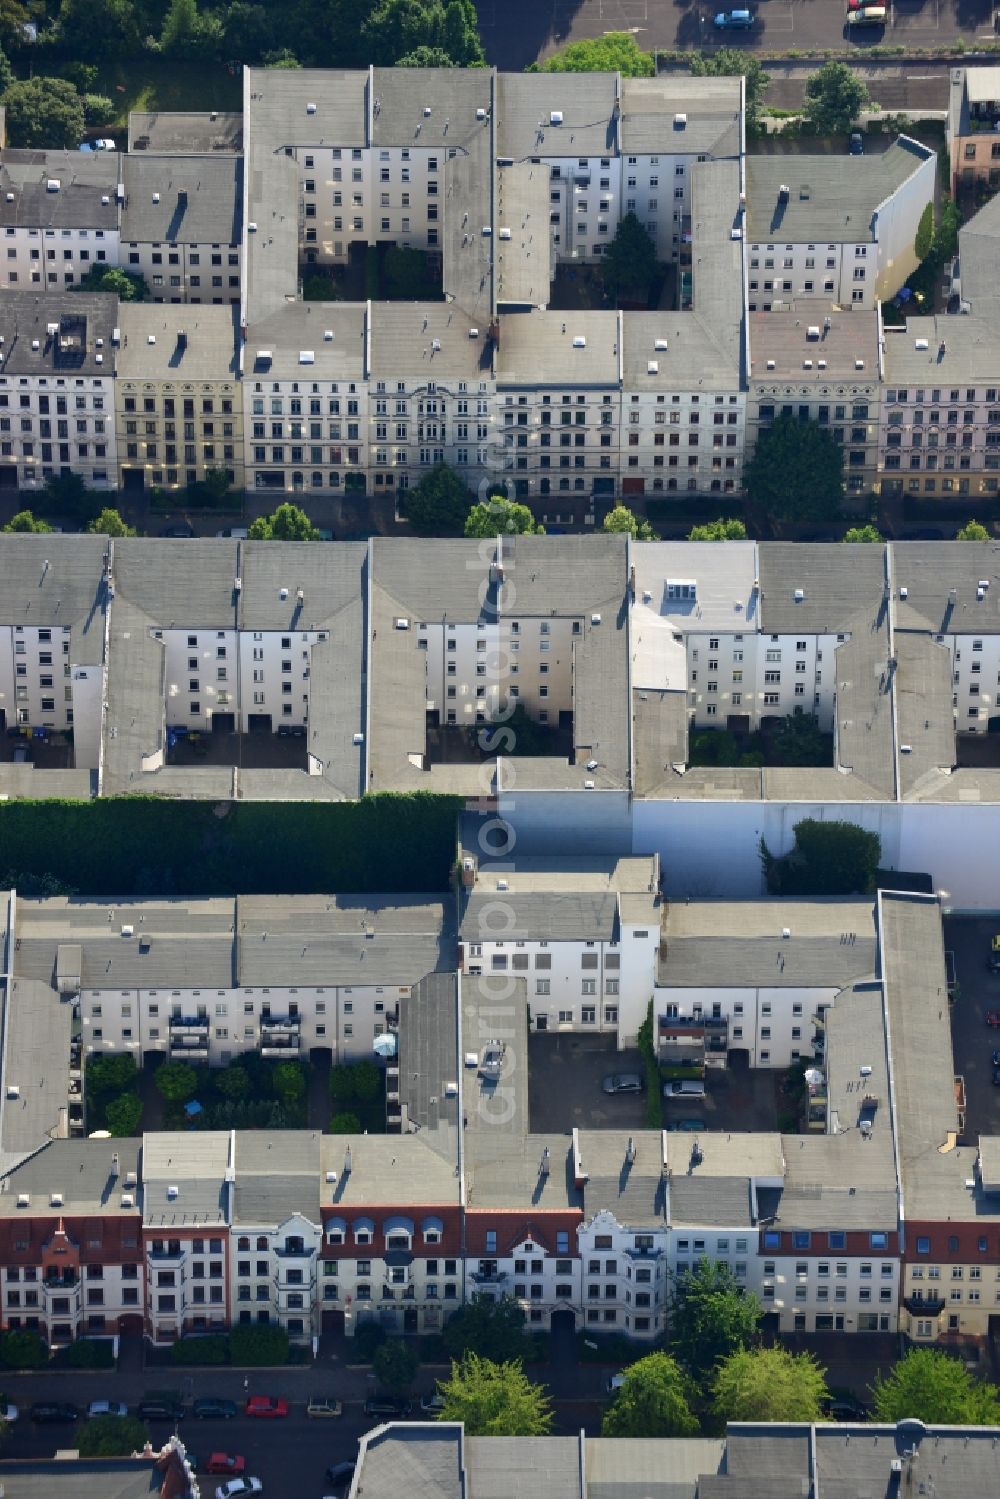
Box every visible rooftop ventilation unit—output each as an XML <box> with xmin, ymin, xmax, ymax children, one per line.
<box><xmin>674</xmin><ymin>113</ymin><xmax>687</xmax><ymax>128</ymax></box>
<box><xmin>766</xmin><ymin>359</ymin><xmax>775</xmax><ymax>370</ymax></box>
<box><xmin>498</xmin><ymin>227</ymin><xmax>511</xmax><ymax>239</ymax></box>
<box><xmin>306</xmin><ymin>102</ymin><xmax>317</xmax><ymax>114</ymax></box>
<box><xmin>914</xmin><ymin>338</ymin><xmax>929</xmax><ymax>351</ymax></box>
<box><xmin>47</xmin><ymin>322</ymin><xmax>58</xmax><ymax>336</ymax></box>
<box><xmin>979</xmin><ymin>579</ymin><xmax>990</xmax><ymax>589</ymax></box>
<box><xmin>323</xmin><ymin>329</ymin><xmax>333</xmax><ymax>341</ymax></box>
<box><xmin>647</xmin><ymin>360</ymin><xmax>658</xmax><ymax>374</ymax></box>
<box><xmin>592</xmin><ymin>612</ymin><xmax>601</xmax><ymax>624</ymax></box>
<box><xmin>807</xmin><ymin>326</ymin><xmax>820</xmax><ymax>340</ymax></box>
<box><xmin>817</xmin><ymin>359</ymin><xmax>827</xmax><ymax>369</ymax></box>
<box><xmin>152</xmin><ymin>192</ymin><xmax>160</xmax><ymax>203</ymax></box>
<box><xmin>167</xmin><ymin>1184</ymin><xmax>178</xmax><ymax>1200</ymax></box>
<box><xmin>147</xmin><ymin>334</ymin><xmax>156</xmax><ymax>345</ymax></box>
<box><xmin>50</xmin><ymin>1192</ymin><xmax>63</xmax><ymax>1207</ymax></box>
<box><xmin>423</xmin><ymin>106</ymin><xmax>432</xmax><ymax>117</ymax></box>
<box><xmin>476</xmin><ymin>107</ymin><xmax>486</xmax><ymax>120</ymax></box>
<box><xmin>900</xmin><ymin>744</ymin><xmax>912</xmax><ymax>754</ymax></box>
<box><xmin>978</xmin><ymin>586</ymin><xmax>985</xmax><ymax>600</ymax></box>
<box><xmin>550</xmin><ymin>110</ymin><xmax>563</xmax><ymax>125</ymax></box>
<box><xmin>584</xmin><ymin>779</ymin><xmax>595</xmax><ymax>789</ymax></box>
<box><xmin>778</xmin><ymin>184</ymin><xmax>789</xmax><ymax>201</ymax></box>
<box><xmin>6</xmin><ymin>1086</ymin><xmax>18</xmax><ymax>1101</ymax></box>
<box><xmin>31</xmin><ymin>339</ymin><xmax>39</xmax><ymax>351</ymax></box>
<box><xmin>899</xmin><ymin>586</ymin><xmax>908</xmax><ymax>599</ymax></box>
<box><xmin>353</xmin><ymin>732</ymin><xmax>364</xmax><ymax>745</ymax></box>
<box><xmin>782</xmin><ymin>927</ymin><xmax>791</xmax><ymax>939</ymax></box>
<box><xmin>855</xmin><ymin>359</ymin><xmax>864</xmax><ymax>369</ymax></box>
<box><xmin>16</xmin><ymin>1194</ymin><xmax>28</xmax><ymax>1208</ymax></box>
<box><xmin>121</xmin><ymin>1193</ymin><xmax>134</xmax><ymax>1208</ymax></box>
<box><xmin>469</xmin><ymin>327</ymin><xmax>479</xmax><ymax>338</ymax></box>
<box><xmin>730</xmin><ymin>227</ymin><xmax>742</xmax><ymax>240</ymax></box>
<box><xmin>481</xmin><ymin>225</ymin><xmax>492</xmax><ymax>236</ymax></box>
<box><xmin>803</xmin><ymin>360</ymin><xmax>812</xmax><ymax>370</ymax></box>
<box><xmin>573</xmin><ymin>335</ymin><xmax>586</xmax><ymax>347</ymax></box>
<box><xmin>121</xmin><ymin>924</ymin><xmax>134</xmax><ymax>938</ymax></box>
<box><xmin>794</xmin><ymin>588</ymin><xmax>805</xmax><ymax>602</ymax></box>
<box><xmin>3</xmin><ymin>192</ymin><xmax>11</xmax><ymax>202</ymax></box>
<box><xmin>247</xmin><ymin>221</ymin><xmax>257</xmax><ymax>232</ymax></box>
<box><xmin>394</xmin><ymin>617</ymin><xmax>410</xmax><ymax>630</ymax></box>
<box><xmin>496</xmin><ymin>879</ymin><xmax>509</xmax><ymax>891</ymax></box>
<box><xmin>431</xmin><ymin>338</ymin><xmax>441</xmax><ymax>351</ymax></box>
<box><xmin>46</xmin><ymin>179</ymin><xmax>60</xmax><ymax>193</ymax></box>
<box><xmin>298</xmin><ymin>350</ymin><xmax>314</xmax><ymax>364</ymax></box>
<box><xmin>654</xmin><ymin>338</ymin><xmax>668</xmax><ymax>351</ymax></box>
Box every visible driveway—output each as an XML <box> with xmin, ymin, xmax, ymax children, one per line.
<box><xmin>528</xmin><ymin>1033</ymin><xmax>647</xmax><ymax>1134</ymax></box>
<box><xmin>665</xmin><ymin>1062</ymin><xmax>781</xmax><ymax>1135</ymax></box>
<box><xmin>943</xmin><ymin>915</ymin><xmax>1000</xmax><ymax>1142</ymax></box>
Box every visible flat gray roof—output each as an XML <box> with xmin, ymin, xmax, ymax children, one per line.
<box><xmin>371</xmin><ymin>67</ymin><xmax>493</xmax><ymax>150</ymax></box>
<box><xmin>496</xmin><ymin>310</ymin><xmax>619</xmax><ymax>387</ymax></box>
<box><xmin>495</xmin><ymin>161</ymin><xmax>550</xmax><ymax>310</ymax></box>
<box><xmin>659</xmin><ymin>898</ymin><xmax>877</xmax><ymax>988</ymax></box>
<box><xmin>116</xmin><ymin>304</ymin><xmax>240</xmax><ymax>381</ymax></box>
<box><xmin>0</xmin><ymin>1137</ymin><xmax>142</xmax><ymax>1215</ymax></box>
<box><xmin>0</xmin><ymin>292</ymin><xmax>118</xmax><ymax>378</ymax></box>
<box><xmin>243</xmin><ymin>67</ymin><xmax>367</xmax><ymax>149</ymax></box>
<box><xmin>231</xmin><ymin>1131</ymin><xmax>322</xmax><ymax>1225</ymax></box>
<box><xmin>882</xmin><ymin>315</ymin><xmax>1000</xmax><ymax>382</ymax></box>
<box><xmin>128</xmin><ymin>110</ymin><xmax>243</xmax><ymax>154</ymax></box>
<box><xmin>746</xmin><ymin>139</ymin><xmax>933</xmax><ymax>245</ymax></box>
<box><xmin>369</xmin><ymin>302</ymin><xmax>493</xmax><ymax>382</ymax></box>
<box><xmin>749</xmin><ymin>308</ymin><xmax>879</xmax><ymax>382</ymax></box>
<box><xmin>141</xmin><ymin>1131</ymin><xmax>231</xmax><ymax>1227</ymax></box>
<box><xmin>496</xmin><ymin>72</ymin><xmax>618</xmax><ymax>162</ymax></box>
<box><xmin>245</xmin><ymin>301</ymin><xmax>367</xmax><ymax>382</ymax></box>
<box><xmin>0</xmin><ymin>149</ymin><xmax>119</xmax><ymax>229</ymax></box>
<box><xmin>620</xmin><ymin>75</ymin><xmax>741</xmax><ymax>158</ymax></box>
<box><xmin>577</xmin><ymin>1129</ymin><xmax>667</xmax><ymax>1228</ymax></box>
<box><xmin>120</xmin><ymin>155</ymin><xmax>241</xmax><ymax>245</ymax></box>
<box><xmin>890</xmin><ymin>540</ymin><xmax>1000</xmax><ymax>635</ymax></box>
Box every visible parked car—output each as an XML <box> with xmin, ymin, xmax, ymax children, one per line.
<box><xmin>137</xmin><ymin>1398</ymin><xmax>186</xmax><ymax>1422</ymax></box>
<box><xmin>987</xmin><ymin>1011</ymin><xmax>1000</xmax><ymax>1027</ymax></box>
<box><xmin>205</xmin><ymin>1454</ymin><xmax>246</xmax><ymax>1476</ymax></box>
<box><xmin>193</xmin><ymin>1398</ymin><xmax>238</xmax><ymax>1420</ymax></box>
<box><xmin>30</xmin><ymin>1402</ymin><xmax>79</xmax><ymax>1424</ymax></box>
<box><xmin>325</xmin><ymin>1462</ymin><xmax>356</xmax><ymax>1487</ymax></box>
<box><xmin>664</xmin><ymin>1079</ymin><xmax>706</xmax><ymax>1098</ymax></box>
<box><xmin>159</xmin><ymin>523</ymin><xmax>195</xmax><ymax>538</ymax></box>
<box><xmin>714</xmin><ymin>8</ymin><xmax>753</xmax><ymax>24</ymax></box>
<box><xmin>419</xmin><ymin>1392</ymin><xmax>445</xmax><ymax>1414</ymax></box>
<box><xmin>306</xmin><ymin>1397</ymin><xmax>343</xmax><ymax>1418</ymax></box>
<box><xmin>665</xmin><ymin>1117</ymin><xmax>706</xmax><ymax>1133</ymax></box>
<box><xmin>215</xmin><ymin>527</ymin><xmax>248</xmax><ymax>539</ymax></box>
<box><xmin>244</xmin><ymin>1396</ymin><xmax>288</xmax><ymax>1419</ymax></box>
<box><xmin>87</xmin><ymin>1400</ymin><xmax>128</xmax><ymax>1418</ymax></box>
<box><xmin>79</xmin><ymin>138</ymin><xmax>116</xmax><ymax>152</ymax></box>
<box><xmin>846</xmin><ymin>6</ymin><xmax>887</xmax><ymax>22</ymax></box>
<box><xmin>215</xmin><ymin>1481</ymin><xmax>262</xmax><ymax>1499</ymax></box>
<box><xmin>993</xmin><ymin>1050</ymin><xmax>1000</xmax><ymax>1066</ymax></box>
<box><xmin>363</xmin><ymin>1395</ymin><xmax>411</xmax><ymax>1419</ymax></box>
<box><xmin>602</xmin><ymin>1073</ymin><xmax>643</xmax><ymax>1095</ymax></box>
<box><xmin>826</xmin><ymin>1397</ymin><xmax>869</xmax><ymax>1421</ymax></box>
<box><xmin>989</xmin><ymin>935</ymin><xmax>1000</xmax><ymax>973</ymax></box>
<box><xmin>849</xmin><ymin>133</ymin><xmax>864</xmax><ymax>155</ymax></box>
<box><xmin>0</xmin><ymin>1403</ymin><xmax>18</xmax><ymax>1423</ymax></box>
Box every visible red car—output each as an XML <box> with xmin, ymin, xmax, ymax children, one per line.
<box><xmin>987</xmin><ymin>1011</ymin><xmax>1000</xmax><ymax>1027</ymax></box>
<box><xmin>244</xmin><ymin>1396</ymin><xmax>289</xmax><ymax>1419</ymax></box>
<box><xmin>206</xmin><ymin>1455</ymin><xmax>246</xmax><ymax>1477</ymax></box>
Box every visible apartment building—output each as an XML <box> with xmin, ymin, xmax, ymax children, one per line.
<box><xmin>141</xmin><ymin>1133</ymin><xmax>231</xmax><ymax>1343</ymax></box>
<box><xmin>0</xmin><ymin>1141</ymin><xmax>144</xmax><ymax>1344</ymax></box>
<box><xmin>119</xmin><ymin>155</ymin><xmax>242</xmax><ymax>304</ymax></box>
<box><xmin>947</xmin><ymin>64</ymin><xmax>1000</xmax><ymax>195</ymax></box>
<box><xmin>0</xmin><ymin>291</ymin><xmax>117</xmax><ymax>491</ymax></box>
<box><xmin>745</xmin><ymin>141</ymin><xmax>935</xmax><ymax>312</ymax></box>
<box><xmin>367</xmin><ymin>532</ymin><xmax>630</xmax><ymax>795</ymax></box>
<box><xmin>0</xmin><ymin>149</ymin><xmax>119</xmax><ymax>291</ymax></box>
<box><xmin>655</xmin><ymin>898</ymin><xmax>878</xmax><ymax>1071</ymax></box>
<box><xmin>115</xmin><ymin>303</ymin><xmax>243</xmax><ymax>493</ymax></box>
<box><xmin>459</xmin><ymin>855</ymin><xmax>660</xmax><ymax>1045</ymax></box>
<box><xmin>230</xmin><ymin>1132</ymin><xmax>323</xmax><ymax>1342</ymax></box>
<box><xmin>12</xmin><ymin>892</ymin><xmax>453</xmax><ymax>1069</ymax></box>
<box><xmin>747</xmin><ymin>308</ymin><xmax>881</xmax><ymax>495</ymax></box>
<box><xmin>128</xmin><ymin>110</ymin><xmax>243</xmax><ymax>155</ymax></box>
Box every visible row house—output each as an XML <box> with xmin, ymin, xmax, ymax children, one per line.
<box><xmin>141</xmin><ymin>1133</ymin><xmax>231</xmax><ymax>1344</ymax></box>
<box><xmin>947</xmin><ymin>64</ymin><xmax>1000</xmax><ymax>196</ymax></box>
<box><xmin>119</xmin><ymin>155</ymin><xmax>241</xmax><ymax>306</ymax></box>
<box><xmin>0</xmin><ymin>150</ymin><xmax>119</xmax><ymax>292</ymax></box>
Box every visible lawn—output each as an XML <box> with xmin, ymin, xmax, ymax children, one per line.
<box><xmin>88</xmin><ymin>58</ymin><xmax>243</xmax><ymax>130</ymax></box>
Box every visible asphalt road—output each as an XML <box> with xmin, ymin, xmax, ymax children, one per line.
<box><xmin>475</xmin><ymin>0</ymin><xmax>998</xmax><ymax>70</ymax></box>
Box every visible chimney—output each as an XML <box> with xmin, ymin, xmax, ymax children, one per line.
<box><xmin>343</xmin><ymin>1145</ymin><xmax>352</xmax><ymax>1176</ymax></box>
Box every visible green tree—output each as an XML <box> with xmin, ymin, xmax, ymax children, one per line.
<box><xmin>272</xmin><ymin>1060</ymin><xmax>306</xmax><ymax>1106</ymax></box>
<box><xmin>744</xmin><ymin>415</ymin><xmax>843</xmax><ymax>522</ymax></box>
<box><xmin>768</xmin><ymin>712</ymin><xmax>831</xmax><ymax>768</ymax></box>
<box><xmin>713</xmin><ymin>1346</ymin><xmax>829</xmax><ymax>1424</ymax></box>
<box><xmin>397</xmin><ymin>45</ymin><xmax>455</xmax><ymax>66</ymax></box>
<box><xmin>82</xmin><ymin>94</ymin><xmax>115</xmax><ymax>128</ymax></box>
<box><xmin>362</xmin><ymin>0</ymin><xmax>484</xmax><ymax>67</ymax></box>
<box><xmin>601</xmin><ymin>1352</ymin><xmax>699</xmax><ymax>1438</ymax></box>
<box><xmin>248</xmin><ymin>502</ymin><xmax>320</xmax><ymax>541</ymax></box>
<box><xmin>57</xmin><ymin>0</ymin><xmax>140</xmax><ymax>61</ymax></box>
<box><xmin>262</xmin><ymin>48</ymin><xmax>301</xmax><ymax>68</ymax></box>
<box><xmin>403</xmin><ymin>462</ymin><xmax>472</xmax><ymax>535</ymax></box>
<box><xmin>105</xmin><ymin>1094</ymin><xmax>143</xmax><ymax>1137</ymax></box>
<box><xmin>669</xmin><ymin>1260</ymin><xmax>762</xmax><ymax>1380</ymax></box>
<box><xmin>154</xmin><ymin>1060</ymin><xmax>198</xmax><ymax>1104</ymax></box>
<box><xmin>842</xmin><ymin>524</ymin><xmax>882</xmax><ymax>543</ymax></box>
<box><xmin>383</xmin><ymin>246</ymin><xmax>435</xmax><ymax>299</ymax></box>
<box><xmin>3</xmin><ymin>510</ymin><xmax>52</xmax><ymax>533</ymax></box>
<box><xmin>41</xmin><ymin>469</ymin><xmax>99</xmax><ymax>524</ymax></box>
<box><xmin>687</xmin><ymin>517</ymin><xmax>748</xmax><ymax>541</ymax></box>
<box><xmin>531</xmin><ymin>33</ymin><xmax>653</xmax><ymax>76</ymax></box>
<box><xmin>373</xmin><ymin>1338</ymin><xmax>420</xmax><ymax>1394</ymax></box>
<box><xmin>465</xmin><ymin>495</ymin><xmax>543</xmax><ymax>538</ymax></box>
<box><xmin>0</xmin><ymin>1329</ymin><xmax>47</xmax><ymax>1369</ymax></box>
<box><xmin>603</xmin><ymin>504</ymin><xmax>657</xmax><ymax>540</ymax></box>
<box><xmin>957</xmin><ymin>520</ymin><xmax>990</xmax><ymax>540</ymax></box>
<box><xmin>914</xmin><ymin>202</ymin><xmax>934</xmax><ymax>263</ymax></box>
<box><xmin>87</xmin><ymin>1053</ymin><xmax>138</xmax><ymax>1094</ymax></box>
<box><xmin>349</xmin><ymin>1059</ymin><xmax>381</xmax><ymax>1101</ymax></box>
<box><xmin>74</xmin><ymin>1414</ymin><xmax>150</xmax><ymax>1457</ymax></box>
<box><xmin>601</xmin><ymin>211</ymin><xmax>658</xmax><ymax>301</ymax></box>
<box><xmin>228</xmin><ymin>1322</ymin><xmax>289</xmax><ymax>1366</ymax></box>
<box><xmin>690</xmin><ymin>49</ymin><xmax>769</xmax><ymax>132</ymax></box>
<box><xmin>872</xmin><ymin>1348</ymin><xmax>1000</xmax><ymax>1425</ymax></box>
<box><xmin>160</xmin><ymin>0</ymin><xmax>199</xmax><ymax>51</ymax></box>
<box><xmin>936</xmin><ymin>198</ymin><xmax>960</xmax><ymax>261</ymax></box>
<box><xmin>438</xmin><ymin>1352</ymin><xmax>553</xmax><ymax>1436</ymax></box>
<box><xmin>352</xmin><ymin>1321</ymin><xmax>386</xmax><ymax>1360</ymax></box>
<box><xmin>88</xmin><ymin>508</ymin><xmax>136</xmax><ymax>537</ymax></box>
<box><xmin>75</xmin><ymin>264</ymin><xmax>149</xmax><ymax>301</ymax></box>
<box><xmin>761</xmin><ymin>817</ymin><xmax>881</xmax><ymax>896</ymax></box>
<box><xmin>329</xmin><ymin>1111</ymin><xmax>361</xmax><ymax>1133</ymax></box>
<box><xmin>443</xmin><ymin>1295</ymin><xmax>532</xmax><ymax>1363</ymax></box>
<box><xmin>0</xmin><ymin>44</ymin><xmax>12</xmax><ymax>98</ymax></box>
<box><xmin>214</xmin><ymin>1065</ymin><xmax>250</xmax><ymax>1099</ymax></box>
<box><xmin>804</xmin><ymin>60</ymin><xmax>869</xmax><ymax>136</ymax></box>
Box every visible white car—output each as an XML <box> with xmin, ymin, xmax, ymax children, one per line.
<box><xmin>216</xmin><ymin>1481</ymin><xmax>263</xmax><ymax>1499</ymax></box>
<box><xmin>1</xmin><ymin>1403</ymin><xmax>18</xmax><ymax>1423</ymax></box>
<box><xmin>87</xmin><ymin>1400</ymin><xmax>128</xmax><ymax>1418</ymax></box>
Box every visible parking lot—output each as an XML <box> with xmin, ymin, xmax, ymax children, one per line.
<box><xmin>944</xmin><ymin>915</ymin><xmax>1000</xmax><ymax>1142</ymax></box>
<box><xmin>526</xmin><ymin>1033</ymin><xmax>782</xmax><ymax>1135</ymax></box>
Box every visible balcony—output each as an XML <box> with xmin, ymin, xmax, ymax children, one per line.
<box><xmin>903</xmin><ymin>1292</ymin><xmax>946</xmax><ymax>1316</ymax></box>
<box><xmin>470</xmin><ymin>1269</ymin><xmax>510</xmax><ymax>1286</ymax></box>
<box><xmin>275</xmin><ymin>1241</ymin><xmax>314</xmax><ymax>1259</ymax></box>
<box><xmin>260</xmin><ymin>1015</ymin><xmax>301</xmax><ymax>1057</ymax></box>
<box><xmin>169</xmin><ymin>1015</ymin><xmax>209</xmax><ymax>1036</ymax></box>
<box><xmin>624</xmin><ymin>1245</ymin><xmax>665</xmax><ymax>1261</ymax></box>
<box><xmin>147</xmin><ymin>1245</ymin><xmax>186</xmax><ymax>1264</ymax></box>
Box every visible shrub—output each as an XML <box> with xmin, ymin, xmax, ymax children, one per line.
<box><xmin>373</xmin><ymin>1338</ymin><xmax>419</xmax><ymax>1392</ymax></box>
<box><xmin>171</xmin><ymin>1335</ymin><xmax>228</xmax><ymax>1365</ymax></box>
<box><xmin>61</xmin><ymin>1338</ymin><xmax>115</xmax><ymax>1369</ymax></box>
<box><xmin>228</xmin><ymin>1323</ymin><xmax>289</xmax><ymax>1366</ymax></box>
<box><xmin>0</xmin><ymin>1330</ymin><xmax>47</xmax><ymax>1369</ymax></box>
<box><xmin>329</xmin><ymin>1111</ymin><xmax>361</xmax><ymax>1133</ymax></box>
<box><xmin>74</xmin><ymin>1414</ymin><xmax>150</xmax><ymax>1456</ymax></box>
<box><xmin>352</xmin><ymin>1321</ymin><xmax>387</xmax><ymax>1361</ymax></box>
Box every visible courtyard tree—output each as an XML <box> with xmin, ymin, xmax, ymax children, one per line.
<box><xmin>761</xmin><ymin>817</ymin><xmax>881</xmax><ymax>896</ymax></box>
<box><xmin>248</xmin><ymin>502</ymin><xmax>320</xmax><ymax>541</ymax></box>
<box><xmin>75</xmin><ymin>265</ymin><xmax>149</xmax><ymax>301</ymax></box>
<box><xmin>88</xmin><ymin>508</ymin><xmax>136</xmax><ymax>537</ymax></box>
<box><xmin>687</xmin><ymin>518</ymin><xmax>748</xmax><ymax>541</ymax></box>
<box><xmin>465</xmin><ymin>494</ymin><xmax>543</xmax><ymax>537</ymax></box>
<box><xmin>669</xmin><ymin>1260</ymin><xmax>762</xmax><ymax>1380</ymax></box>
<box><xmin>361</xmin><ymin>0</ymin><xmax>484</xmax><ymax>68</ymax></box>
<box><xmin>842</xmin><ymin>525</ymin><xmax>882</xmax><ymax>543</ymax></box>
<box><xmin>601</xmin><ymin>212</ymin><xmax>658</xmax><ymax>301</ymax></box>
<box><xmin>871</xmin><ymin>1348</ymin><xmax>1000</xmax><ymax>1425</ymax></box>
<box><xmin>3</xmin><ymin>511</ymin><xmax>52</xmax><ymax>533</ymax></box>
<box><xmin>2</xmin><ymin>76</ymin><xmax>86</xmax><ymax>149</ymax></box>
<box><xmin>601</xmin><ymin>1352</ymin><xmax>699</xmax><ymax>1437</ymax></box>
<box><xmin>744</xmin><ymin>414</ymin><xmax>843</xmax><ymax>522</ymax></box>
<box><xmin>154</xmin><ymin>1060</ymin><xmax>198</xmax><ymax>1104</ymax></box>
<box><xmin>74</xmin><ymin>1415</ymin><xmax>150</xmax><ymax>1456</ymax></box>
<box><xmin>691</xmin><ymin>50</ymin><xmax>769</xmax><ymax>132</ymax></box>
<box><xmin>603</xmin><ymin>504</ymin><xmax>657</xmax><ymax>540</ymax></box>
<box><xmin>713</xmin><ymin>1346</ymin><xmax>829</xmax><ymax>1424</ymax></box>
<box><xmin>957</xmin><ymin>520</ymin><xmax>990</xmax><ymax>540</ymax></box>
<box><xmin>438</xmin><ymin>1352</ymin><xmax>553</xmax><ymax>1436</ymax></box>
<box><xmin>105</xmin><ymin>1094</ymin><xmax>143</xmax><ymax>1137</ymax></box>
<box><xmin>804</xmin><ymin>61</ymin><xmax>869</xmax><ymax>136</ymax></box>
<box><xmin>373</xmin><ymin>1338</ymin><xmax>420</xmax><ymax>1394</ymax></box>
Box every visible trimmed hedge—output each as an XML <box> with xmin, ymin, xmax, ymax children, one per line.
<box><xmin>171</xmin><ymin>1335</ymin><xmax>228</xmax><ymax>1366</ymax></box>
<box><xmin>0</xmin><ymin>793</ymin><xmax>460</xmax><ymax>896</ymax></box>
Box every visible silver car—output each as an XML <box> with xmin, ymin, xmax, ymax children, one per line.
<box><xmin>602</xmin><ymin>1073</ymin><xmax>644</xmax><ymax>1095</ymax></box>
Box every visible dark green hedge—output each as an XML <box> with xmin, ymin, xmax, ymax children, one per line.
<box><xmin>0</xmin><ymin>793</ymin><xmax>460</xmax><ymax>896</ymax></box>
